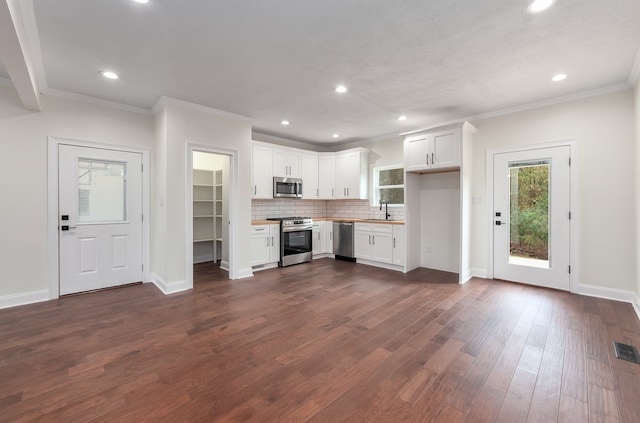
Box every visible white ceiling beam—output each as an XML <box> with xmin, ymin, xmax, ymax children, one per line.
<box><xmin>0</xmin><ymin>0</ymin><xmax>41</xmax><ymax>110</ymax></box>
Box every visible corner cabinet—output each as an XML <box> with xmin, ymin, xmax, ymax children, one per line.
<box><xmin>193</xmin><ymin>169</ymin><xmax>223</xmax><ymax>263</ymax></box>
<box><xmin>318</xmin><ymin>154</ymin><xmax>336</xmax><ymax>199</ymax></box>
<box><xmin>335</xmin><ymin>149</ymin><xmax>369</xmax><ymax>200</ymax></box>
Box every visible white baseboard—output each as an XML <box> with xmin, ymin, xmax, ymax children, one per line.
<box><xmin>0</xmin><ymin>289</ymin><xmax>49</xmax><ymax>310</ymax></box>
<box><xmin>219</xmin><ymin>260</ymin><xmax>230</xmax><ymax>271</ymax></box>
<box><xmin>235</xmin><ymin>267</ymin><xmax>254</xmax><ymax>279</ymax></box>
<box><xmin>471</xmin><ymin>268</ymin><xmax>488</xmax><ymax>278</ymax></box>
<box><xmin>355</xmin><ymin>258</ymin><xmax>404</xmax><ymax>273</ymax></box>
<box><xmin>578</xmin><ymin>284</ymin><xmax>640</xmax><ymax>321</ymax></box>
<box><xmin>151</xmin><ymin>273</ymin><xmax>189</xmax><ymax>295</ymax></box>
<box><xmin>194</xmin><ymin>254</ymin><xmax>215</xmax><ymax>264</ymax></box>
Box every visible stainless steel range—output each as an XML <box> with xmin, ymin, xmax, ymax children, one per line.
<box><xmin>267</xmin><ymin>217</ymin><xmax>313</xmax><ymax>267</ymax></box>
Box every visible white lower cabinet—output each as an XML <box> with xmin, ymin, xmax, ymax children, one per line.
<box><xmin>312</xmin><ymin>222</ymin><xmax>323</xmax><ymax>256</ymax></box>
<box><xmin>355</xmin><ymin>223</ymin><xmax>404</xmax><ymax>269</ymax></box>
<box><xmin>251</xmin><ymin>224</ymin><xmax>279</xmax><ymax>268</ymax></box>
<box><xmin>325</xmin><ymin>221</ymin><xmax>333</xmax><ymax>254</ymax></box>
<box><xmin>313</xmin><ymin>221</ymin><xmax>333</xmax><ymax>257</ymax></box>
<box><xmin>392</xmin><ymin>225</ymin><xmax>404</xmax><ymax>267</ymax></box>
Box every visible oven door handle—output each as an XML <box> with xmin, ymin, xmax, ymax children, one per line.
<box><xmin>282</xmin><ymin>224</ymin><xmax>313</xmax><ymax>232</ymax></box>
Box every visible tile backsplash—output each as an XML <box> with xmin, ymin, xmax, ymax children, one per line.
<box><xmin>252</xmin><ymin>199</ymin><xmax>405</xmax><ymax>221</ymax></box>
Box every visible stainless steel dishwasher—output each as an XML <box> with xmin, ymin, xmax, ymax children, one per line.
<box><xmin>333</xmin><ymin>221</ymin><xmax>355</xmax><ymax>261</ymax></box>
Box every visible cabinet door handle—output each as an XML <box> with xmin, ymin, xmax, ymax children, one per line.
<box><xmin>317</xmin><ymin>188</ymin><xmax>319</xmax><ymax>197</ymax></box>
<box><xmin>426</xmin><ymin>154</ymin><xmax>429</xmax><ymax>165</ymax></box>
<box><xmin>372</xmin><ymin>235</ymin><xmax>375</xmax><ymax>245</ymax></box>
<box><xmin>347</xmin><ymin>188</ymin><xmax>350</xmax><ymax>197</ymax></box>
<box><xmin>368</xmin><ymin>235</ymin><xmax>371</xmax><ymax>244</ymax></box>
<box><xmin>266</xmin><ymin>237</ymin><xmax>269</xmax><ymax>247</ymax></box>
<box><xmin>332</xmin><ymin>188</ymin><xmax>334</xmax><ymax>197</ymax></box>
<box><xmin>271</xmin><ymin>236</ymin><xmax>274</xmax><ymax>246</ymax></box>
<box><xmin>254</xmin><ymin>185</ymin><xmax>257</xmax><ymax>195</ymax></box>
<box><xmin>432</xmin><ymin>153</ymin><xmax>434</xmax><ymax>164</ymax></box>
<box><xmin>393</xmin><ymin>237</ymin><xmax>396</xmax><ymax>248</ymax></box>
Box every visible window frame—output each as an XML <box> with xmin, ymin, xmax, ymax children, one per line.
<box><xmin>371</xmin><ymin>164</ymin><xmax>405</xmax><ymax>207</ymax></box>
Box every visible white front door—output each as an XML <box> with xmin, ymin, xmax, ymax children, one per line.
<box><xmin>59</xmin><ymin>145</ymin><xmax>143</xmax><ymax>295</ymax></box>
<box><xmin>493</xmin><ymin>146</ymin><xmax>571</xmax><ymax>290</ymax></box>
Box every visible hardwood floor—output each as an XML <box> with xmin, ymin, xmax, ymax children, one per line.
<box><xmin>1</xmin><ymin>258</ymin><xmax>640</xmax><ymax>422</ymax></box>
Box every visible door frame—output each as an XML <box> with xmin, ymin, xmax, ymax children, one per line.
<box><xmin>47</xmin><ymin>136</ymin><xmax>151</xmax><ymax>299</ymax></box>
<box><xmin>485</xmin><ymin>139</ymin><xmax>580</xmax><ymax>293</ymax></box>
<box><xmin>185</xmin><ymin>143</ymin><xmax>239</xmax><ymax>286</ymax></box>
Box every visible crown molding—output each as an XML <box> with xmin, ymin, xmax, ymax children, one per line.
<box><xmin>398</xmin><ymin>83</ymin><xmax>632</xmax><ymax>138</ymax></box>
<box><xmin>42</xmin><ymin>87</ymin><xmax>152</xmax><ymax>115</ymax></box>
<box><xmin>152</xmin><ymin>96</ymin><xmax>252</xmax><ymax>121</ymax></box>
<box><xmin>462</xmin><ymin>83</ymin><xmax>631</xmax><ymax>123</ymax></box>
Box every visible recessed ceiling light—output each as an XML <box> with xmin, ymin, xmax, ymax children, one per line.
<box><xmin>335</xmin><ymin>85</ymin><xmax>347</xmax><ymax>94</ymax></box>
<box><xmin>552</xmin><ymin>73</ymin><xmax>567</xmax><ymax>82</ymax></box>
<box><xmin>280</xmin><ymin>120</ymin><xmax>290</xmax><ymax>125</ymax></box>
<box><xmin>101</xmin><ymin>71</ymin><xmax>119</xmax><ymax>80</ymax></box>
<box><xmin>332</xmin><ymin>134</ymin><xmax>340</xmax><ymax>138</ymax></box>
<box><xmin>398</xmin><ymin>115</ymin><xmax>408</xmax><ymax>121</ymax></box>
<box><xmin>132</xmin><ymin>0</ymin><xmax>149</xmax><ymax>3</ymax></box>
<box><xmin>527</xmin><ymin>0</ymin><xmax>555</xmax><ymax>14</ymax></box>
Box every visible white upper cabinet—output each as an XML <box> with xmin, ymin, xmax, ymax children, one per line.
<box><xmin>404</xmin><ymin>127</ymin><xmax>460</xmax><ymax>173</ymax></box>
<box><xmin>252</xmin><ymin>142</ymin><xmax>273</xmax><ymax>199</ymax></box>
<box><xmin>301</xmin><ymin>152</ymin><xmax>319</xmax><ymax>199</ymax></box>
<box><xmin>273</xmin><ymin>149</ymin><xmax>301</xmax><ymax>178</ymax></box>
<box><xmin>318</xmin><ymin>154</ymin><xmax>336</xmax><ymax>199</ymax></box>
<box><xmin>251</xmin><ymin>141</ymin><xmax>368</xmax><ymax>200</ymax></box>
<box><xmin>335</xmin><ymin>149</ymin><xmax>369</xmax><ymax>200</ymax></box>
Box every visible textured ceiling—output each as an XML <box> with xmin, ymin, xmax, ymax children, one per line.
<box><xmin>31</xmin><ymin>0</ymin><xmax>640</xmax><ymax>144</ymax></box>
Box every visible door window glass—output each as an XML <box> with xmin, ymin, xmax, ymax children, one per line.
<box><xmin>508</xmin><ymin>160</ymin><xmax>550</xmax><ymax>268</ymax></box>
<box><xmin>78</xmin><ymin>159</ymin><xmax>126</xmax><ymax>223</ymax></box>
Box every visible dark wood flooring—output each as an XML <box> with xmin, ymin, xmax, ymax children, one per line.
<box><xmin>1</xmin><ymin>258</ymin><xmax>640</xmax><ymax>422</ymax></box>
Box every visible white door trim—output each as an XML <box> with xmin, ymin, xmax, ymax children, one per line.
<box><xmin>48</xmin><ymin>136</ymin><xmax>151</xmax><ymax>299</ymax></box>
<box><xmin>485</xmin><ymin>138</ymin><xmax>580</xmax><ymax>293</ymax></box>
<box><xmin>186</xmin><ymin>143</ymin><xmax>239</xmax><ymax>288</ymax></box>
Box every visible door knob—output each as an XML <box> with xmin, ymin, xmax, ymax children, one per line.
<box><xmin>495</xmin><ymin>221</ymin><xmax>503</xmax><ymax>226</ymax></box>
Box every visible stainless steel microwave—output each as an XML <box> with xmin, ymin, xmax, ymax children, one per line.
<box><xmin>273</xmin><ymin>177</ymin><xmax>303</xmax><ymax>198</ymax></box>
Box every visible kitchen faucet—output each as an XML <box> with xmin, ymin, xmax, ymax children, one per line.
<box><xmin>380</xmin><ymin>200</ymin><xmax>391</xmax><ymax>220</ymax></box>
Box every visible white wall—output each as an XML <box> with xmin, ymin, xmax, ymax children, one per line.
<box><xmin>419</xmin><ymin>172</ymin><xmax>460</xmax><ymax>273</ymax></box>
<box><xmin>635</xmin><ymin>82</ymin><xmax>640</xmax><ymax>301</ymax></box>
<box><xmin>0</xmin><ymin>86</ymin><xmax>154</xmax><ymax>298</ymax></box>
<box><xmin>470</xmin><ymin>89</ymin><xmax>637</xmax><ymax>292</ymax></box>
<box><xmin>154</xmin><ymin>102</ymin><xmax>252</xmax><ymax>284</ymax></box>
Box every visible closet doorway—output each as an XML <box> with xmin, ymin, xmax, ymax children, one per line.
<box><xmin>191</xmin><ymin>150</ymin><xmax>231</xmax><ymax>272</ymax></box>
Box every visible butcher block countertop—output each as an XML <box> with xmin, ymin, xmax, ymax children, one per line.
<box><xmin>252</xmin><ymin>218</ymin><xmax>404</xmax><ymax>225</ymax></box>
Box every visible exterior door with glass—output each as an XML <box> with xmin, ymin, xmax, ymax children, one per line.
<box><xmin>58</xmin><ymin>145</ymin><xmax>143</xmax><ymax>295</ymax></box>
<box><xmin>493</xmin><ymin>146</ymin><xmax>571</xmax><ymax>290</ymax></box>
